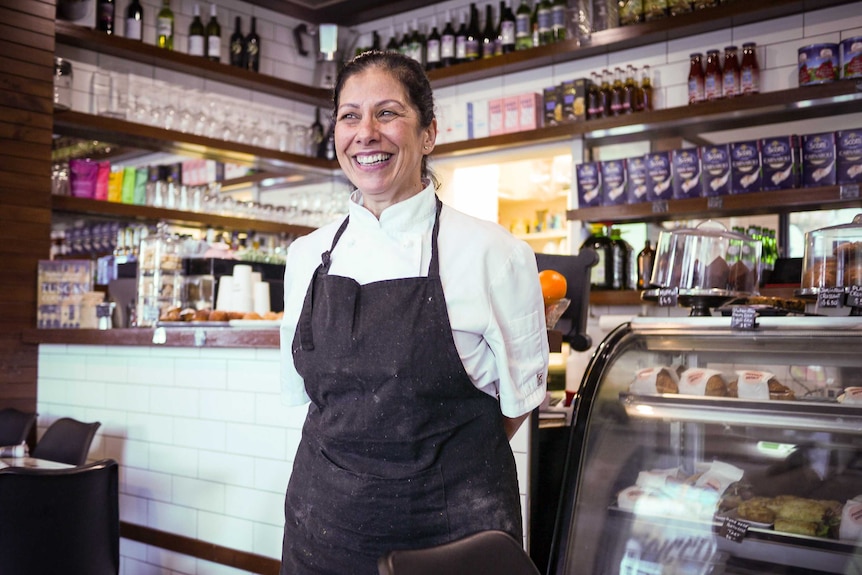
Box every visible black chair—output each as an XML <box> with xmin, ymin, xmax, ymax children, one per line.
<box><xmin>0</xmin><ymin>407</ymin><xmax>37</xmax><ymax>446</ymax></box>
<box><xmin>378</xmin><ymin>530</ymin><xmax>541</xmax><ymax>575</ymax></box>
<box><xmin>31</xmin><ymin>416</ymin><xmax>101</xmax><ymax>465</ymax></box>
<box><xmin>0</xmin><ymin>458</ymin><xmax>120</xmax><ymax>575</ymax></box>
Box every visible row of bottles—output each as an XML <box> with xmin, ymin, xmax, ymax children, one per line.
<box><xmin>94</xmin><ymin>0</ymin><xmax>260</xmax><ymax>72</ymax></box>
<box><xmin>587</xmin><ymin>65</ymin><xmax>653</xmax><ymax>118</ymax></box>
<box><xmin>360</xmin><ymin>0</ymin><xmax>568</xmax><ymax>72</ymax></box>
<box><xmin>688</xmin><ymin>43</ymin><xmax>759</xmax><ymax>104</ymax></box>
<box><xmin>619</xmin><ymin>0</ymin><xmax>729</xmax><ymax>26</ymax></box>
<box><xmin>580</xmin><ymin>223</ymin><xmax>655</xmax><ymax>290</ymax></box>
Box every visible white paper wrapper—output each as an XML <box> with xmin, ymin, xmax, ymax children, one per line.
<box><xmin>630</xmin><ymin>366</ymin><xmax>678</xmax><ymax>395</ymax></box>
<box><xmin>679</xmin><ymin>368</ymin><xmax>724</xmax><ymax>396</ymax></box>
<box><xmin>840</xmin><ymin>498</ymin><xmax>862</xmax><ymax>541</ymax></box>
<box><xmin>839</xmin><ymin>387</ymin><xmax>862</xmax><ymax>404</ymax></box>
<box><xmin>636</xmin><ymin>467</ymin><xmax>681</xmax><ymax>490</ymax></box>
<box><xmin>735</xmin><ymin>370</ymin><xmax>774</xmax><ymax>400</ymax></box>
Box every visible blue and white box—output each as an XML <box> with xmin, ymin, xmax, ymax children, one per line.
<box><xmin>576</xmin><ymin>162</ymin><xmax>602</xmax><ymax>207</ymax></box>
<box><xmin>700</xmin><ymin>144</ymin><xmax>731</xmax><ymax>196</ymax></box>
<box><xmin>645</xmin><ymin>151</ymin><xmax>672</xmax><ymax>201</ymax></box>
<box><xmin>730</xmin><ymin>140</ymin><xmax>761</xmax><ymax>194</ymax></box>
<box><xmin>801</xmin><ymin>131</ymin><xmax>837</xmax><ymax>187</ymax></box>
<box><xmin>760</xmin><ymin>136</ymin><xmax>798</xmax><ymax>190</ymax></box>
<box><xmin>626</xmin><ymin>155</ymin><xmax>648</xmax><ymax>203</ymax></box>
<box><xmin>601</xmin><ymin>159</ymin><xmax>628</xmax><ymax>205</ymax></box>
<box><xmin>671</xmin><ymin>147</ymin><xmax>703</xmax><ymax>199</ymax></box>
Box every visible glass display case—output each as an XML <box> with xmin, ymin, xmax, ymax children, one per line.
<box><xmin>549</xmin><ymin>317</ymin><xmax>862</xmax><ymax>575</ymax></box>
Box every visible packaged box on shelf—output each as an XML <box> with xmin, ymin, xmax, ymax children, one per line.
<box><xmin>560</xmin><ymin>78</ymin><xmax>589</xmax><ymax>122</ymax></box>
<box><xmin>645</xmin><ymin>151</ymin><xmax>672</xmax><ymax>201</ymax></box>
<box><xmin>626</xmin><ymin>155</ymin><xmax>648</xmax><ymax>203</ymax></box>
<box><xmin>836</xmin><ymin>129</ymin><xmax>862</xmax><ymax>183</ymax></box>
<box><xmin>503</xmin><ymin>95</ymin><xmax>520</xmax><ymax>133</ymax></box>
<box><xmin>543</xmin><ymin>85</ymin><xmax>562</xmax><ymax>127</ymax></box>
<box><xmin>801</xmin><ymin>131</ymin><xmax>837</xmax><ymax>187</ymax></box>
<box><xmin>467</xmin><ymin>100</ymin><xmax>490</xmax><ymax>139</ymax></box>
<box><xmin>576</xmin><ymin>162</ymin><xmax>602</xmax><ymax>207</ymax></box>
<box><xmin>601</xmin><ymin>159</ymin><xmax>628</xmax><ymax>205</ymax></box>
<box><xmin>436</xmin><ymin>102</ymin><xmax>454</xmax><ymax>144</ymax></box>
<box><xmin>489</xmin><ymin>98</ymin><xmax>505</xmax><ymax>136</ymax></box>
<box><xmin>36</xmin><ymin>259</ymin><xmax>95</xmax><ymax>329</ymax></box>
<box><xmin>671</xmin><ymin>147</ymin><xmax>703</xmax><ymax>199</ymax></box>
<box><xmin>760</xmin><ymin>136</ymin><xmax>799</xmax><ymax>191</ymax></box>
<box><xmin>730</xmin><ymin>140</ymin><xmax>762</xmax><ymax>194</ymax></box>
<box><xmin>518</xmin><ymin>92</ymin><xmax>543</xmax><ymax>131</ymax></box>
<box><xmin>700</xmin><ymin>144</ymin><xmax>731</xmax><ymax>196</ymax></box>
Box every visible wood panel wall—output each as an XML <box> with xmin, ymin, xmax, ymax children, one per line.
<box><xmin>0</xmin><ymin>0</ymin><xmax>56</xmax><ymax>416</ymax></box>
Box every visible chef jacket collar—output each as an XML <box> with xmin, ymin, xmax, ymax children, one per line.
<box><xmin>348</xmin><ymin>180</ymin><xmax>436</xmax><ymax>233</ymax></box>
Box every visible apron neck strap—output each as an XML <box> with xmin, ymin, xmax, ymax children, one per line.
<box><xmin>321</xmin><ymin>215</ymin><xmax>350</xmax><ymax>270</ymax></box>
<box><xmin>427</xmin><ymin>196</ymin><xmax>443</xmax><ymax>279</ymax></box>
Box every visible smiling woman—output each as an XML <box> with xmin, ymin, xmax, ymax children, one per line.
<box><xmin>278</xmin><ymin>51</ymin><xmax>548</xmax><ymax>575</ymax></box>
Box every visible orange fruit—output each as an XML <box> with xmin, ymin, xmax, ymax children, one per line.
<box><xmin>539</xmin><ymin>269</ymin><xmax>567</xmax><ymax>305</ymax></box>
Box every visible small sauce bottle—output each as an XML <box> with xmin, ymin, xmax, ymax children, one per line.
<box><xmin>704</xmin><ymin>49</ymin><xmax>723</xmax><ymax>100</ymax></box>
<box><xmin>740</xmin><ymin>42</ymin><xmax>760</xmax><ymax>95</ymax></box>
<box><xmin>623</xmin><ymin>64</ymin><xmax>638</xmax><ymax>114</ymax></box>
<box><xmin>688</xmin><ymin>52</ymin><xmax>705</xmax><ymax>104</ymax></box>
<box><xmin>611</xmin><ymin>67</ymin><xmax>625</xmax><ymax>116</ymax></box>
<box><xmin>722</xmin><ymin>45</ymin><xmax>740</xmax><ymax>98</ymax></box>
<box><xmin>587</xmin><ymin>71</ymin><xmax>602</xmax><ymax>119</ymax></box>
<box><xmin>639</xmin><ymin>65</ymin><xmax>653</xmax><ymax>111</ymax></box>
<box><xmin>600</xmin><ymin>69</ymin><xmax>614</xmax><ymax>117</ymax></box>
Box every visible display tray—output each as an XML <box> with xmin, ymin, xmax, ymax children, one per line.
<box><xmin>156</xmin><ymin>321</ymin><xmax>230</xmax><ymax>327</ymax></box>
<box><xmin>228</xmin><ymin>319</ymin><xmax>281</xmax><ymax>329</ymax></box>
<box><xmin>607</xmin><ymin>506</ymin><xmax>858</xmax><ymax>554</ymax></box>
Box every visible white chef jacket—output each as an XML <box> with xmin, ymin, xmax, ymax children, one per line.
<box><xmin>279</xmin><ymin>183</ymin><xmax>549</xmax><ymax>418</ymax></box>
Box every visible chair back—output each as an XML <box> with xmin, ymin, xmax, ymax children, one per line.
<box><xmin>378</xmin><ymin>530</ymin><xmax>541</xmax><ymax>575</ymax></box>
<box><xmin>31</xmin><ymin>416</ymin><xmax>101</xmax><ymax>465</ymax></box>
<box><xmin>0</xmin><ymin>458</ymin><xmax>120</xmax><ymax>575</ymax></box>
<box><xmin>0</xmin><ymin>407</ymin><xmax>37</xmax><ymax>445</ymax></box>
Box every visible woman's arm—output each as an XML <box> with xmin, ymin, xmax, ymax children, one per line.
<box><xmin>503</xmin><ymin>412</ymin><xmax>530</xmax><ymax>440</ymax></box>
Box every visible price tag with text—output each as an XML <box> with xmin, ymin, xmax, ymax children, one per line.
<box><xmin>731</xmin><ymin>306</ymin><xmax>758</xmax><ymax>330</ymax></box>
<box><xmin>817</xmin><ymin>287</ymin><xmax>845</xmax><ymax>308</ymax></box>
<box><xmin>720</xmin><ymin>516</ymin><xmax>750</xmax><ymax>543</ymax></box>
<box><xmin>657</xmin><ymin>287</ymin><xmax>679</xmax><ymax>307</ymax></box>
<box><xmin>847</xmin><ymin>285</ymin><xmax>862</xmax><ymax>308</ymax></box>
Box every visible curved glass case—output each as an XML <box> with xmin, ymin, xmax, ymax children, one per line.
<box><xmin>550</xmin><ymin>317</ymin><xmax>862</xmax><ymax>575</ymax></box>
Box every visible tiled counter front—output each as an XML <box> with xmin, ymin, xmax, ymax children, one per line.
<box><xmin>35</xmin><ymin>341</ymin><xmax>531</xmax><ymax>575</ymax></box>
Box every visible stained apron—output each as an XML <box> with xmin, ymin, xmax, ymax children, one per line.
<box><xmin>280</xmin><ymin>198</ymin><xmax>522</xmax><ymax>575</ymax></box>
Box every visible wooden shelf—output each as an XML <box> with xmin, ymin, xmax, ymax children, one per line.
<box><xmin>55</xmin><ymin>21</ymin><xmax>330</xmax><ymax>108</ymax></box>
<box><xmin>568</xmin><ymin>184</ymin><xmax>862</xmax><ymax>224</ymax></box>
<box><xmin>434</xmin><ymin>80</ymin><xmax>862</xmax><ymax>158</ymax></box>
<box><xmin>51</xmin><ymin>195</ymin><xmax>316</xmax><ymax>236</ymax></box>
<box><xmin>426</xmin><ymin>0</ymin><xmax>857</xmax><ymax>89</ymax></box>
<box><xmin>52</xmin><ymin>110</ymin><xmax>341</xmax><ymax>176</ymax></box>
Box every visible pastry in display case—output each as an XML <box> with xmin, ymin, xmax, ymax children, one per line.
<box><xmin>643</xmin><ymin>222</ymin><xmax>762</xmax><ymax>316</ymax></box>
<box><xmin>797</xmin><ymin>214</ymin><xmax>862</xmax><ymax>314</ymax></box>
<box><xmin>548</xmin><ymin>317</ymin><xmax>862</xmax><ymax>575</ymax></box>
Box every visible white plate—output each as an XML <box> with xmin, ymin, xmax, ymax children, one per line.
<box><xmin>229</xmin><ymin>319</ymin><xmax>281</xmax><ymax>329</ymax></box>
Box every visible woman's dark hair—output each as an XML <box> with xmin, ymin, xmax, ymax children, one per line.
<box><xmin>332</xmin><ymin>50</ymin><xmax>438</xmax><ymax>187</ymax></box>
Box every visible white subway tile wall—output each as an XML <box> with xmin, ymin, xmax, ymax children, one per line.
<box><xmin>37</xmin><ymin>343</ymin><xmax>531</xmax><ymax>574</ymax></box>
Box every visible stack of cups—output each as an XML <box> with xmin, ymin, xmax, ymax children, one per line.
<box><xmin>231</xmin><ymin>265</ymin><xmax>254</xmax><ymax>313</ymax></box>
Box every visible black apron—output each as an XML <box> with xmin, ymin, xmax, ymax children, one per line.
<box><xmin>280</xmin><ymin>198</ymin><xmax>522</xmax><ymax>575</ymax></box>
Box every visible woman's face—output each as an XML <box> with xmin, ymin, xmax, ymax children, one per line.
<box><xmin>334</xmin><ymin>66</ymin><xmax>436</xmax><ymax>216</ymax></box>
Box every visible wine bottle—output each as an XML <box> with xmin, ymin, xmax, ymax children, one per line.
<box><xmin>499</xmin><ymin>0</ymin><xmax>516</xmax><ymax>54</ymax></box>
<box><xmin>455</xmin><ymin>10</ymin><xmax>468</xmax><ymax>63</ymax></box>
<box><xmin>551</xmin><ymin>0</ymin><xmax>567</xmax><ymax>42</ymax></box>
<box><xmin>408</xmin><ymin>19</ymin><xmax>424</xmax><ymax>65</ymax></box>
<box><xmin>206</xmin><ymin>3</ymin><xmax>221</xmax><ymax>62</ymax></box>
<box><xmin>481</xmin><ymin>4</ymin><xmax>496</xmax><ymax>59</ymax></box>
<box><xmin>398</xmin><ymin>22</ymin><xmax>410</xmax><ymax>57</ymax></box>
<box><xmin>96</xmin><ymin>0</ymin><xmax>115</xmax><ymax>34</ymax></box>
<box><xmin>229</xmin><ymin>16</ymin><xmax>245</xmax><ymax>67</ymax></box>
<box><xmin>316</xmin><ymin>114</ymin><xmax>335</xmax><ymax>160</ymax></box>
<box><xmin>426</xmin><ymin>17</ymin><xmax>441</xmax><ymax>71</ymax></box>
<box><xmin>245</xmin><ymin>16</ymin><xmax>260</xmax><ymax>72</ymax></box>
<box><xmin>310</xmin><ymin>107</ymin><xmax>325</xmax><ymax>157</ymax></box>
<box><xmin>371</xmin><ymin>31</ymin><xmax>381</xmax><ymax>50</ymax></box>
<box><xmin>465</xmin><ymin>3</ymin><xmax>481</xmax><ymax>61</ymax></box>
<box><xmin>636</xmin><ymin>240</ymin><xmax>655</xmax><ymax>290</ymax></box>
<box><xmin>188</xmin><ymin>4</ymin><xmax>205</xmax><ymax>57</ymax></box>
<box><xmin>440</xmin><ymin>10</ymin><xmax>456</xmax><ymax>66</ymax></box>
<box><xmin>385</xmin><ymin>25</ymin><xmax>400</xmax><ymax>51</ymax></box>
<box><xmin>537</xmin><ymin>0</ymin><xmax>552</xmax><ymax>46</ymax></box>
<box><xmin>125</xmin><ymin>0</ymin><xmax>143</xmax><ymax>41</ymax></box>
<box><xmin>156</xmin><ymin>0</ymin><xmax>174</xmax><ymax>50</ymax></box>
<box><xmin>515</xmin><ymin>0</ymin><xmax>531</xmax><ymax>51</ymax></box>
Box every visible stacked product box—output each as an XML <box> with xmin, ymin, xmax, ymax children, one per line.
<box><xmin>671</xmin><ymin>148</ymin><xmax>703</xmax><ymax>199</ymax></box>
<box><xmin>542</xmin><ymin>77</ymin><xmax>591</xmax><ymax>127</ymax></box>
<box><xmin>801</xmin><ymin>132</ymin><xmax>837</xmax><ymax>187</ymax></box>
<box><xmin>836</xmin><ymin>129</ymin><xmax>862</xmax><ymax>183</ymax></box>
<box><xmin>576</xmin><ymin>162</ymin><xmax>602</xmax><ymax>208</ymax></box>
<box><xmin>760</xmin><ymin>136</ymin><xmax>798</xmax><ymax>191</ymax></box>
<box><xmin>730</xmin><ymin>140</ymin><xmax>762</xmax><ymax>194</ymax></box>
<box><xmin>700</xmin><ymin>144</ymin><xmax>731</xmax><ymax>196</ymax></box>
<box><xmin>601</xmin><ymin>159</ymin><xmax>628</xmax><ymax>205</ymax></box>
<box><xmin>626</xmin><ymin>155</ymin><xmax>649</xmax><ymax>203</ymax></box>
<box><xmin>485</xmin><ymin>92</ymin><xmax>543</xmax><ymax>137</ymax></box>
<box><xmin>646</xmin><ymin>152</ymin><xmax>673</xmax><ymax>201</ymax></box>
